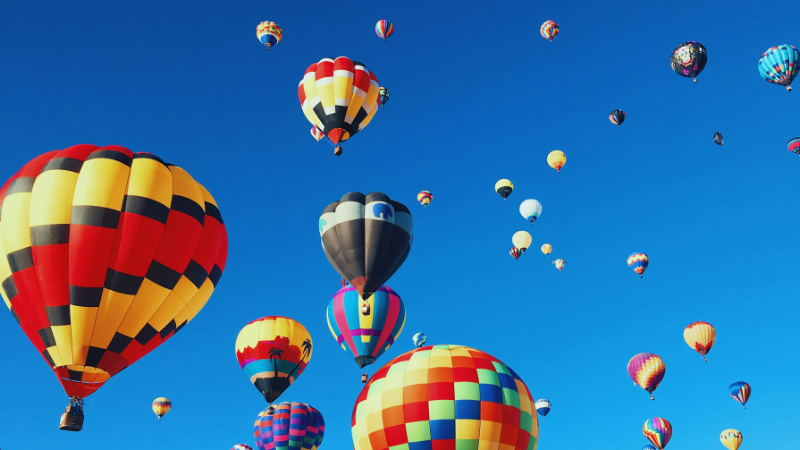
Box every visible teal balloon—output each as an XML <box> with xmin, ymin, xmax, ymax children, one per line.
<box><xmin>758</xmin><ymin>45</ymin><xmax>800</xmax><ymax>90</ymax></box>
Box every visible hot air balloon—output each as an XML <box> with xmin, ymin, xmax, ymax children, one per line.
<box><xmin>628</xmin><ymin>353</ymin><xmax>665</xmax><ymax>400</ymax></box>
<box><xmin>235</xmin><ymin>316</ymin><xmax>312</xmax><ymax>406</ymax></box>
<box><xmin>789</xmin><ymin>137</ymin><xmax>800</xmax><ymax>155</ymax></box>
<box><xmin>540</xmin><ymin>20</ymin><xmax>559</xmax><ymax>41</ymax></box>
<box><xmin>643</xmin><ymin>417</ymin><xmax>672</xmax><ymax>449</ymax></box>
<box><xmin>720</xmin><ymin>429</ymin><xmax>742</xmax><ymax>450</ymax></box>
<box><xmin>311</xmin><ymin>126</ymin><xmax>325</xmax><ymax>142</ymax></box>
<box><xmin>512</xmin><ymin>231</ymin><xmax>532</xmax><ymax>254</ymax></box>
<box><xmin>610</xmin><ymin>109</ymin><xmax>626</xmax><ymax>126</ymax></box>
<box><xmin>644</xmin><ymin>446</ymin><xmax>658</xmax><ymax>450</ymax></box>
<box><xmin>417</xmin><ymin>190</ymin><xmax>432</xmax><ymax>207</ymax></box>
<box><xmin>256</xmin><ymin>22</ymin><xmax>282</xmax><ymax>49</ymax></box>
<box><xmin>714</xmin><ymin>132</ymin><xmax>724</xmax><ymax>145</ymax></box>
<box><xmin>152</xmin><ymin>398</ymin><xmax>171</xmax><ymax>421</ymax></box>
<box><xmin>628</xmin><ymin>253</ymin><xmax>649</xmax><ymax>278</ymax></box>
<box><xmin>375</xmin><ymin>20</ymin><xmax>393</xmax><ymax>40</ymax></box>
<box><xmin>758</xmin><ymin>45</ymin><xmax>799</xmax><ymax>91</ymax></box>
<box><xmin>319</xmin><ymin>192</ymin><xmax>413</xmax><ymax>302</ymax></box>
<box><xmin>326</xmin><ymin>284</ymin><xmax>405</xmax><ymax>381</ymax></box>
<box><xmin>495</xmin><ymin>179</ymin><xmax>513</xmax><ymax>201</ymax></box>
<box><xmin>254</xmin><ymin>402</ymin><xmax>325</xmax><ymax>450</ymax></box>
<box><xmin>298</xmin><ymin>57</ymin><xmax>381</xmax><ymax>156</ymax></box>
<box><xmin>684</xmin><ymin>321</ymin><xmax>715</xmax><ymax>361</ymax></box>
<box><xmin>412</xmin><ymin>332</ymin><xmax>426</xmax><ymax>348</ymax></box>
<box><xmin>510</xmin><ymin>246</ymin><xmax>522</xmax><ymax>260</ymax></box>
<box><xmin>232</xmin><ymin>445</ymin><xmax>254</xmax><ymax>450</ymax></box>
<box><xmin>541</xmin><ymin>243</ymin><xmax>552</xmax><ymax>256</ymax></box>
<box><xmin>729</xmin><ymin>381</ymin><xmax>751</xmax><ymax>409</ymax></box>
<box><xmin>535</xmin><ymin>399</ymin><xmax>551</xmax><ymax>419</ymax></box>
<box><xmin>0</xmin><ymin>145</ymin><xmax>228</xmax><ymax>431</ymax></box>
<box><xmin>552</xmin><ymin>259</ymin><xmax>567</xmax><ymax>270</ymax></box>
<box><xmin>520</xmin><ymin>199</ymin><xmax>543</xmax><ymax>225</ymax></box>
<box><xmin>351</xmin><ymin>345</ymin><xmax>539</xmax><ymax>450</ymax></box>
<box><xmin>671</xmin><ymin>41</ymin><xmax>708</xmax><ymax>82</ymax></box>
<box><xmin>547</xmin><ymin>150</ymin><xmax>566</xmax><ymax>173</ymax></box>
<box><xmin>378</xmin><ymin>87</ymin><xmax>390</xmax><ymax>107</ymax></box>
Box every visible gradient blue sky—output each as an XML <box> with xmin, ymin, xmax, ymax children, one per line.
<box><xmin>1</xmin><ymin>0</ymin><xmax>799</xmax><ymax>448</ymax></box>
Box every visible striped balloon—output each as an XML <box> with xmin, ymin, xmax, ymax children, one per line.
<box><xmin>256</xmin><ymin>21</ymin><xmax>282</xmax><ymax>49</ymax></box>
<box><xmin>684</xmin><ymin>321</ymin><xmax>715</xmax><ymax>361</ymax></box>
<box><xmin>417</xmin><ymin>190</ymin><xmax>432</xmax><ymax>207</ymax></box>
<box><xmin>643</xmin><ymin>417</ymin><xmax>672</xmax><ymax>449</ymax></box>
<box><xmin>310</xmin><ymin>126</ymin><xmax>324</xmax><ymax>142</ymax></box>
<box><xmin>788</xmin><ymin>137</ymin><xmax>800</xmax><ymax>155</ymax></box>
<box><xmin>729</xmin><ymin>381</ymin><xmax>751</xmax><ymax>409</ymax></box>
<box><xmin>378</xmin><ymin>87</ymin><xmax>390</xmax><ymax>107</ymax></box>
<box><xmin>535</xmin><ymin>399</ymin><xmax>551</xmax><ymax>418</ymax></box>
<box><xmin>758</xmin><ymin>44</ymin><xmax>799</xmax><ymax>91</ymax></box>
<box><xmin>610</xmin><ymin>109</ymin><xmax>626</xmax><ymax>126</ymax></box>
<box><xmin>627</xmin><ymin>253</ymin><xmax>649</xmax><ymax>278</ymax></box>
<box><xmin>326</xmin><ymin>284</ymin><xmax>405</xmax><ymax>369</ymax></box>
<box><xmin>540</xmin><ymin>20</ymin><xmax>559</xmax><ymax>41</ymax></box>
<box><xmin>375</xmin><ymin>20</ymin><xmax>394</xmax><ymax>40</ymax></box>
<box><xmin>232</xmin><ymin>445</ymin><xmax>253</xmax><ymax>450</ymax></box>
<box><xmin>254</xmin><ymin>403</ymin><xmax>325</xmax><ymax>450</ymax></box>
<box><xmin>628</xmin><ymin>353</ymin><xmax>665</xmax><ymax>399</ymax></box>
<box><xmin>152</xmin><ymin>397</ymin><xmax>171</xmax><ymax>421</ymax></box>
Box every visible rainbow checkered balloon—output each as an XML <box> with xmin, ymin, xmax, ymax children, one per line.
<box><xmin>351</xmin><ymin>345</ymin><xmax>538</xmax><ymax>450</ymax></box>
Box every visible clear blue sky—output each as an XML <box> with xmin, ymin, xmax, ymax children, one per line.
<box><xmin>1</xmin><ymin>0</ymin><xmax>798</xmax><ymax>448</ymax></box>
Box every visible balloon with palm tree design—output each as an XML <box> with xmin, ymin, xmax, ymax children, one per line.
<box><xmin>235</xmin><ymin>316</ymin><xmax>313</xmax><ymax>404</ymax></box>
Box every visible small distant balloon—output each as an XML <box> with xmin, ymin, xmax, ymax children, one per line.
<box><xmin>417</xmin><ymin>190</ymin><xmax>432</xmax><ymax>207</ymax></box>
<box><xmin>152</xmin><ymin>398</ymin><xmax>171</xmax><ymax>421</ymax></box>
<box><xmin>684</xmin><ymin>321</ymin><xmax>716</xmax><ymax>361</ymax></box>
<box><xmin>540</xmin><ymin>20</ymin><xmax>559</xmax><ymax>41</ymax></box>
<box><xmin>541</xmin><ymin>243</ymin><xmax>552</xmax><ymax>256</ymax></box>
<box><xmin>628</xmin><ymin>353</ymin><xmax>665</xmax><ymax>400</ymax></box>
<box><xmin>256</xmin><ymin>21</ymin><xmax>282</xmax><ymax>49</ymax></box>
<box><xmin>495</xmin><ymin>179</ymin><xmax>513</xmax><ymax>201</ymax></box>
<box><xmin>627</xmin><ymin>253</ymin><xmax>649</xmax><ymax>278</ymax></box>
<box><xmin>720</xmin><ymin>429</ymin><xmax>743</xmax><ymax>450</ymax></box>
<box><xmin>311</xmin><ymin>126</ymin><xmax>324</xmax><ymax>142</ymax></box>
<box><xmin>729</xmin><ymin>381</ymin><xmax>751</xmax><ymax>409</ymax></box>
<box><xmin>379</xmin><ymin>87</ymin><xmax>390</xmax><ymax>107</ymax></box>
<box><xmin>643</xmin><ymin>417</ymin><xmax>672</xmax><ymax>449</ymax></box>
<box><xmin>375</xmin><ymin>20</ymin><xmax>394</xmax><ymax>40</ymax></box>
<box><xmin>552</xmin><ymin>258</ymin><xmax>567</xmax><ymax>270</ymax></box>
<box><xmin>547</xmin><ymin>150</ymin><xmax>566</xmax><ymax>173</ymax></box>
<box><xmin>232</xmin><ymin>445</ymin><xmax>253</xmax><ymax>450</ymax></box>
<box><xmin>758</xmin><ymin>44</ymin><xmax>799</xmax><ymax>91</ymax></box>
<box><xmin>412</xmin><ymin>333</ymin><xmax>427</xmax><ymax>348</ymax></box>
<box><xmin>714</xmin><ymin>132</ymin><xmax>724</xmax><ymax>145</ymax></box>
<box><xmin>535</xmin><ymin>399</ymin><xmax>551</xmax><ymax>418</ymax></box>
<box><xmin>512</xmin><ymin>231</ymin><xmax>532</xmax><ymax>254</ymax></box>
<box><xmin>519</xmin><ymin>199</ymin><xmax>542</xmax><ymax>225</ymax></box>
<box><xmin>643</xmin><ymin>446</ymin><xmax>658</xmax><ymax>450</ymax></box>
<box><xmin>671</xmin><ymin>41</ymin><xmax>708</xmax><ymax>82</ymax></box>
<box><xmin>610</xmin><ymin>109</ymin><xmax>626</xmax><ymax>126</ymax></box>
<box><xmin>510</xmin><ymin>246</ymin><xmax>521</xmax><ymax>260</ymax></box>
<box><xmin>788</xmin><ymin>137</ymin><xmax>800</xmax><ymax>155</ymax></box>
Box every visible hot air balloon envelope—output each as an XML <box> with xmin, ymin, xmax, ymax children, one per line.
<box><xmin>671</xmin><ymin>41</ymin><xmax>708</xmax><ymax>80</ymax></box>
<box><xmin>540</xmin><ymin>21</ymin><xmax>559</xmax><ymax>41</ymax></box>
<box><xmin>254</xmin><ymin>402</ymin><xmax>325</xmax><ymax>450</ymax></box>
<box><xmin>758</xmin><ymin>45</ymin><xmax>799</xmax><ymax>90</ymax></box>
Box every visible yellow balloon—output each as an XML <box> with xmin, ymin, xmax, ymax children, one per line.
<box><xmin>495</xmin><ymin>179</ymin><xmax>513</xmax><ymax>201</ymax></box>
<box><xmin>512</xmin><ymin>231</ymin><xmax>532</xmax><ymax>253</ymax></box>
<box><xmin>541</xmin><ymin>243</ymin><xmax>552</xmax><ymax>256</ymax></box>
<box><xmin>547</xmin><ymin>150</ymin><xmax>566</xmax><ymax>173</ymax></box>
<box><xmin>684</xmin><ymin>321</ymin><xmax>716</xmax><ymax>361</ymax></box>
<box><xmin>720</xmin><ymin>429</ymin><xmax>742</xmax><ymax>450</ymax></box>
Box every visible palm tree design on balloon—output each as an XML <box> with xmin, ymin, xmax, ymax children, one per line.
<box><xmin>286</xmin><ymin>339</ymin><xmax>312</xmax><ymax>380</ymax></box>
<box><xmin>268</xmin><ymin>347</ymin><xmax>284</xmax><ymax>379</ymax></box>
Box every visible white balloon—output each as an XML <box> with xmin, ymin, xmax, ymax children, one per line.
<box><xmin>519</xmin><ymin>199</ymin><xmax>542</xmax><ymax>224</ymax></box>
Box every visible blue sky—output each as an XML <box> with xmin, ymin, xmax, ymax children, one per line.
<box><xmin>1</xmin><ymin>0</ymin><xmax>799</xmax><ymax>448</ymax></box>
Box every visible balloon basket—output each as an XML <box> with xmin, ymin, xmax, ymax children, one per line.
<box><xmin>361</xmin><ymin>372</ymin><xmax>368</xmax><ymax>383</ymax></box>
<box><xmin>334</xmin><ymin>147</ymin><xmax>343</xmax><ymax>156</ymax></box>
<box><xmin>59</xmin><ymin>398</ymin><xmax>85</xmax><ymax>431</ymax></box>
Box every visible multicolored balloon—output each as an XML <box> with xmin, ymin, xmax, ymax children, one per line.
<box><xmin>610</xmin><ymin>109</ymin><xmax>626</xmax><ymax>126</ymax></box>
<box><xmin>378</xmin><ymin>87</ymin><xmax>390</xmax><ymax>107</ymax></box>
<box><xmin>510</xmin><ymin>246</ymin><xmax>522</xmax><ymax>260</ymax></box>
<box><xmin>235</xmin><ymin>316</ymin><xmax>313</xmax><ymax>404</ymax></box>
<box><xmin>714</xmin><ymin>132</ymin><xmax>724</xmax><ymax>145</ymax></box>
<box><xmin>152</xmin><ymin>397</ymin><xmax>171</xmax><ymax>421</ymax></box>
<box><xmin>671</xmin><ymin>41</ymin><xmax>708</xmax><ymax>82</ymax></box>
<box><xmin>351</xmin><ymin>345</ymin><xmax>539</xmax><ymax>450</ymax></box>
<box><xmin>729</xmin><ymin>381</ymin><xmax>751</xmax><ymax>409</ymax></box>
<box><xmin>547</xmin><ymin>150</ymin><xmax>566</xmax><ymax>173</ymax></box>
<box><xmin>298</xmin><ymin>57</ymin><xmax>380</xmax><ymax>155</ymax></box>
<box><xmin>255</xmin><ymin>402</ymin><xmax>325</xmax><ymax>450</ymax></box>
<box><xmin>0</xmin><ymin>146</ymin><xmax>228</xmax><ymax>412</ymax></box>
<box><xmin>789</xmin><ymin>137</ymin><xmax>800</xmax><ymax>155</ymax></box>
<box><xmin>684</xmin><ymin>321</ymin><xmax>716</xmax><ymax>362</ymax></box>
<box><xmin>256</xmin><ymin>21</ymin><xmax>282</xmax><ymax>49</ymax></box>
<box><xmin>541</xmin><ymin>243</ymin><xmax>552</xmax><ymax>256</ymax></box>
<box><xmin>327</xmin><ymin>284</ymin><xmax>405</xmax><ymax>369</ymax></box>
<box><xmin>495</xmin><ymin>179</ymin><xmax>513</xmax><ymax>201</ymax></box>
<box><xmin>535</xmin><ymin>399</ymin><xmax>551</xmax><ymax>419</ymax></box>
<box><xmin>628</xmin><ymin>353</ymin><xmax>665</xmax><ymax>400</ymax></box>
<box><xmin>232</xmin><ymin>445</ymin><xmax>254</xmax><ymax>450</ymax></box>
<box><xmin>375</xmin><ymin>20</ymin><xmax>394</xmax><ymax>40</ymax></box>
<box><xmin>417</xmin><ymin>190</ymin><xmax>432</xmax><ymax>207</ymax></box>
<box><xmin>412</xmin><ymin>332</ymin><xmax>426</xmax><ymax>348</ymax></box>
<box><xmin>643</xmin><ymin>417</ymin><xmax>672</xmax><ymax>449</ymax></box>
<box><xmin>628</xmin><ymin>253</ymin><xmax>649</xmax><ymax>278</ymax></box>
<box><xmin>552</xmin><ymin>258</ymin><xmax>567</xmax><ymax>271</ymax></box>
<box><xmin>311</xmin><ymin>126</ymin><xmax>324</xmax><ymax>142</ymax></box>
<box><xmin>720</xmin><ymin>429</ymin><xmax>742</xmax><ymax>450</ymax></box>
<box><xmin>758</xmin><ymin>44</ymin><xmax>799</xmax><ymax>91</ymax></box>
<box><xmin>519</xmin><ymin>199</ymin><xmax>542</xmax><ymax>225</ymax></box>
<box><xmin>319</xmin><ymin>192</ymin><xmax>413</xmax><ymax>301</ymax></box>
<box><xmin>643</xmin><ymin>446</ymin><xmax>658</xmax><ymax>450</ymax></box>
<box><xmin>540</xmin><ymin>20</ymin><xmax>559</xmax><ymax>41</ymax></box>
<box><xmin>512</xmin><ymin>231</ymin><xmax>532</xmax><ymax>253</ymax></box>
